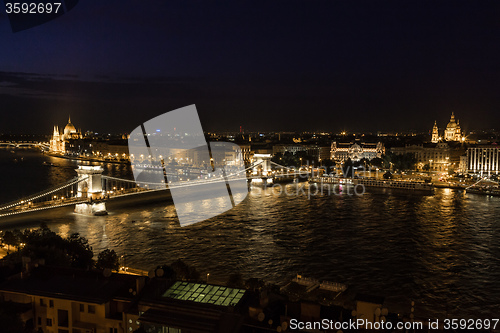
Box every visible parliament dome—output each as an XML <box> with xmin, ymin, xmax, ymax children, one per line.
<box><xmin>63</xmin><ymin>116</ymin><xmax>77</xmax><ymax>135</ymax></box>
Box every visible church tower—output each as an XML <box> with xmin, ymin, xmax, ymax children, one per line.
<box><xmin>431</xmin><ymin>121</ymin><xmax>439</xmax><ymax>143</ymax></box>
<box><xmin>50</xmin><ymin>126</ymin><xmax>60</xmax><ymax>153</ymax></box>
<box><xmin>455</xmin><ymin>120</ymin><xmax>462</xmax><ymax>141</ymax></box>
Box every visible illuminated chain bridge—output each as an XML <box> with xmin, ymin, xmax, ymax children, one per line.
<box><xmin>0</xmin><ymin>142</ymin><xmax>50</xmax><ymax>150</ymax></box>
<box><xmin>0</xmin><ymin>157</ymin><xmax>309</xmax><ymax>219</ymax></box>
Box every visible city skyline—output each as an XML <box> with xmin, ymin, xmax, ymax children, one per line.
<box><xmin>1</xmin><ymin>101</ymin><xmax>499</xmax><ymax>136</ymax></box>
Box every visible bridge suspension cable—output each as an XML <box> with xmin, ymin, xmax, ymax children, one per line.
<box><xmin>103</xmin><ymin>161</ymin><xmax>263</xmax><ymax>186</ymax></box>
<box><xmin>0</xmin><ymin>176</ymin><xmax>88</xmax><ymax>212</ymax></box>
<box><xmin>466</xmin><ymin>177</ymin><xmax>499</xmax><ymax>190</ymax></box>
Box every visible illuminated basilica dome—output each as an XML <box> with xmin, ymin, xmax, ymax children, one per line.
<box><xmin>431</xmin><ymin>112</ymin><xmax>463</xmax><ymax>143</ymax></box>
<box><xmin>444</xmin><ymin>112</ymin><xmax>462</xmax><ymax>141</ymax></box>
<box><xmin>446</xmin><ymin>113</ymin><xmax>457</xmax><ymax>130</ymax></box>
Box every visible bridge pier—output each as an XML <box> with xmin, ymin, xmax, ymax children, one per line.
<box><xmin>74</xmin><ymin>165</ymin><xmax>108</xmax><ymax>216</ymax></box>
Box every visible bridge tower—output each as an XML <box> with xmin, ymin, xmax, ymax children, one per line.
<box><xmin>74</xmin><ymin>166</ymin><xmax>107</xmax><ymax>216</ymax></box>
<box><xmin>251</xmin><ymin>154</ymin><xmax>273</xmax><ymax>186</ymax></box>
<box><xmin>76</xmin><ymin>165</ymin><xmax>105</xmax><ymax>199</ymax></box>
<box><xmin>252</xmin><ymin>154</ymin><xmax>272</xmax><ymax>176</ymax></box>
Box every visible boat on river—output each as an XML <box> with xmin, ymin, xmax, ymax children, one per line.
<box><xmin>310</xmin><ymin>176</ymin><xmax>434</xmax><ymax>194</ymax></box>
<box><xmin>465</xmin><ymin>187</ymin><xmax>500</xmax><ymax>197</ymax></box>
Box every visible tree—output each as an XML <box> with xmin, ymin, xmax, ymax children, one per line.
<box><xmin>295</xmin><ymin>150</ymin><xmax>316</xmax><ymax>167</ymax></box>
<box><xmin>2</xmin><ymin>231</ymin><xmax>19</xmax><ymax>251</ymax></box>
<box><xmin>370</xmin><ymin>157</ymin><xmax>385</xmax><ymax>169</ymax></box>
<box><xmin>19</xmin><ymin>226</ymin><xmax>70</xmax><ymax>267</ymax></box>
<box><xmin>272</xmin><ymin>151</ymin><xmax>298</xmax><ymax>167</ymax></box>
<box><xmin>342</xmin><ymin>158</ymin><xmax>354</xmax><ymax>178</ymax></box>
<box><xmin>3</xmin><ymin>226</ymin><xmax>95</xmax><ymax>270</ymax></box>
<box><xmin>271</xmin><ymin>152</ymin><xmax>284</xmax><ymax>165</ymax></box>
<box><xmin>319</xmin><ymin>159</ymin><xmax>335</xmax><ymax>174</ymax></box>
<box><xmin>382</xmin><ymin>152</ymin><xmax>417</xmax><ymax>171</ymax></box>
<box><xmin>383</xmin><ymin>171</ymin><xmax>393</xmax><ymax>179</ymax></box>
<box><xmin>272</xmin><ymin>150</ymin><xmax>317</xmax><ymax>168</ymax></box>
<box><xmin>66</xmin><ymin>233</ymin><xmax>94</xmax><ymax>269</ymax></box>
<box><xmin>96</xmin><ymin>249</ymin><xmax>119</xmax><ymax>271</ymax></box>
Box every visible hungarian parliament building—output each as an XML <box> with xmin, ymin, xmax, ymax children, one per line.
<box><xmin>49</xmin><ymin>116</ymin><xmax>82</xmax><ymax>154</ymax></box>
<box><xmin>48</xmin><ymin>116</ymin><xmax>130</xmax><ymax>161</ymax></box>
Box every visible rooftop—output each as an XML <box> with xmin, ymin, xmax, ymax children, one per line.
<box><xmin>162</xmin><ymin>281</ymin><xmax>246</xmax><ymax>307</ymax></box>
<box><xmin>0</xmin><ymin>266</ymin><xmax>139</xmax><ymax>304</ymax></box>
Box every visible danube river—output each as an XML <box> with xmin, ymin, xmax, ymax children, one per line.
<box><xmin>1</xmin><ymin>149</ymin><xmax>500</xmax><ymax>320</ymax></box>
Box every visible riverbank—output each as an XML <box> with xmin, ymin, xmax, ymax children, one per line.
<box><xmin>44</xmin><ymin>152</ymin><xmax>130</xmax><ymax>165</ymax></box>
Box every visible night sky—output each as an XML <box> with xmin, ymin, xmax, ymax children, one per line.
<box><xmin>0</xmin><ymin>0</ymin><xmax>499</xmax><ymax>134</ymax></box>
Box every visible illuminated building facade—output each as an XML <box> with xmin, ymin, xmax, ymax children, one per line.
<box><xmin>391</xmin><ymin>142</ymin><xmax>466</xmax><ymax>172</ymax></box>
<box><xmin>272</xmin><ymin>144</ymin><xmax>330</xmax><ymax>162</ymax></box>
<box><xmin>273</xmin><ymin>144</ymin><xmax>308</xmax><ymax>155</ymax></box>
<box><xmin>330</xmin><ymin>142</ymin><xmax>385</xmax><ymax>162</ymax></box>
<box><xmin>66</xmin><ymin>140</ymin><xmax>130</xmax><ymax>161</ymax></box>
<box><xmin>0</xmin><ymin>265</ymin><xmax>140</xmax><ymax>333</ymax></box>
<box><xmin>49</xmin><ymin>116</ymin><xmax>82</xmax><ymax>154</ymax></box>
<box><xmin>467</xmin><ymin>145</ymin><xmax>500</xmax><ymax>176</ymax></box>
